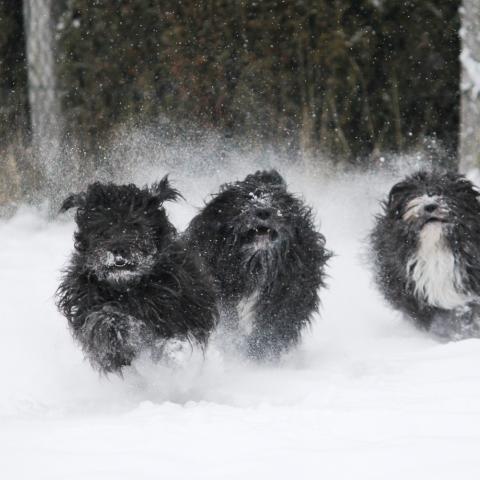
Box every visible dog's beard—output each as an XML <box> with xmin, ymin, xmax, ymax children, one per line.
<box><xmin>86</xmin><ymin>248</ymin><xmax>157</xmax><ymax>287</ymax></box>
<box><xmin>243</xmin><ymin>244</ymin><xmax>276</xmax><ymax>278</ymax></box>
<box><xmin>235</xmin><ymin>225</ymin><xmax>290</xmax><ymax>284</ymax></box>
<box><xmin>403</xmin><ymin>195</ymin><xmax>474</xmax><ymax>310</ymax></box>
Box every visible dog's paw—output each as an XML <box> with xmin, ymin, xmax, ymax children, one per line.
<box><xmin>430</xmin><ymin>305</ymin><xmax>480</xmax><ymax>341</ymax></box>
<box><xmin>80</xmin><ymin>308</ymin><xmax>152</xmax><ymax>373</ymax></box>
<box><xmin>163</xmin><ymin>338</ymin><xmax>193</xmax><ymax>365</ymax></box>
<box><xmin>149</xmin><ymin>338</ymin><xmax>193</xmax><ymax>368</ymax></box>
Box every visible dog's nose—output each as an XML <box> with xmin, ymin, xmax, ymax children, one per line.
<box><xmin>255</xmin><ymin>208</ymin><xmax>272</xmax><ymax>220</ymax></box>
<box><xmin>424</xmin><ymin>203</ymin><xmax>438</xmax><ymax>214</ymax></box>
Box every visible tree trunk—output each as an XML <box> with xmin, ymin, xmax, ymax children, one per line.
<box><xmin>459</xmin><ymin>0</ymin><xmax>480</xmax><ymax>172</ymax></box>
<box><xmin>23</xmin><ymin>0</ymin><xmax>61</xmax><ymax>177</ymax></box>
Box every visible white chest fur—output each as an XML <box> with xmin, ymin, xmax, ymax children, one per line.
<box><xmin>406</xmin><ymin>223</ymin><xmax>470</xmax><ymax>309</ymax></box>
<box><xmin>236</xmin><ymin>292</ymin><xmax>259</xmax><ymax>335</ymax></box>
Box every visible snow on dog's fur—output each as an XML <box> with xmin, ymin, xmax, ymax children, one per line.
<box><xmin>186</xmin><ymin>170</ymin><xmax>331</xmax><ymax>359</ymax></box>
<box><xmin>56</xmin><ymin>178</ymin><xmax>218</xmax><ymax>374</ymax></box>
<box><xmin>370</xmin><ymin>170</ymin><xmax>480</xmax><ymax>337</ymax></box>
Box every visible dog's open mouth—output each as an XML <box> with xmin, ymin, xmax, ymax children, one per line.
<box><xmin>422</xmin><ymin>216</ymin><xmax>449</xmax><ymax>227</ymax></box>
<box><xmin>107</xmin><ymin>257</ymin><xmax>137</xmax><ymax>272</ymax></box>
<box><xmin>245</xmin><ymin>225</ymin><xmax>279</xmax><ymax>245</ymax></box>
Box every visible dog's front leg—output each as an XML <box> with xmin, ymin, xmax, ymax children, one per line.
<box><xmin>219</xmin><ymin>299</ymin><xmax>241</xmax><ymax>332</ymax></box>
<box><xmin>246</xmin><ymin>300</ymin><xmax>306</xmax><ymax>360</ymax></box>
<box><xmin>76</xmin><ymin>305</ymin><xmax>152</xmax><ymax>374</ymax></box>
<box><xmin>214</xmin><ymin>299</ymin><xmax>247</xmax><ymax>352</ymax></box>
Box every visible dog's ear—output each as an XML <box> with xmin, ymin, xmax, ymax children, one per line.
<box><xmin>150</xmin><ymin>175</ymin><xmax>183</xmax><ymax>204</ymax></box>
<box><xmin>453</xmin><ymin>176</ymin><xmax>480</xmax><ymax>204</ymax></box>
<box><xmin>59</xmin><ymin>193</ymin><xmax>86</xmax><ymax>213</ymax></box>
<box><xmin>386</xmin><ymin>180</ymin><xmax>414</xmax><ymax>216</ymax></box>
<box><xmin>454</xmin><ymin>174</ymin><xmax>479</xmax><ymax>192</ymax></box>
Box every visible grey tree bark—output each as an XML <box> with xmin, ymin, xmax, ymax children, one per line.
<box><xmin>459</xmin><ymin>0</ymin><xmax>480</xmax><ymax>172</ymax></box>
<box><xmin>23</xmin><ymin>0</ymin><xmax>62</xmax><ymax>177</ymax></box>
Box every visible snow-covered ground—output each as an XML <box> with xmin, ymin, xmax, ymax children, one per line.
<box><xmin>1</xmin><ymin>161</ymin><xmax>480</xmax><ymax>480</ymax></box>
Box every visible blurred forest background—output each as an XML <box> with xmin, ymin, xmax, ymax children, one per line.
<box><xmin>0</xmin><ymin>0</ymin><xmax>476</xmax><ymax>208</ymax></box>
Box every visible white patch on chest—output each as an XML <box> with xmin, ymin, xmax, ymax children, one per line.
<box><xmin>236</xmin><ymin>291</ymin><xmax>259</xmax><ymax>335</ymax></box>
<box><xmin>406</xmin><ymin>223</ymin><xmax>470</xmax><ymax>309</ymax></box>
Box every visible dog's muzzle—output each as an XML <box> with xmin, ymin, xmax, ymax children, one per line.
<box><xmin>403</xmin><ymin>195</ymin><xmax>451</xmax><ymax>228</ymax></box>
<box><xmin>420</xmin><ymin>207</ymin><xmax>450</xmax><ymax>228</ymax></box>
<box><xmin>92</xmin><ymin>248</ymin><xmax>145</xmax><ymax>285</ymax></box>
<box><xmin>105</xmin><ymin>249</ymin><xmax>137</xmax><ymax>271</ymax></box>
<box><xmin>244</xmin><ymin>208</ymin><xmax>280</xmax><ymax>249</ymax></box>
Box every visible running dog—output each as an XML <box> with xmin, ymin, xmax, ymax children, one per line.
<box><xmin>57</xmin><ymin>177</ymin><xmax>217</xmax><ymax>373</ymax></box>
<box><xmin>186</xmin><ymin>170</ymin><xmax>331</xmax><ymax>359</ymax></box>
<box><xmin>370</xmin><ymin>170</ymin><xmax>480</xmax><ymax>338</ymax></box>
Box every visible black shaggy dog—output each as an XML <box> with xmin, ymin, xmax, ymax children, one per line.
<box><xmin>371</xmin><ymin>170</ymin><xmax>480</xmax><ymax>338</ymax></box>
<box><xmin>56</xmin><ymin>177</ymin><xmax>218</xmax><ymax>374</ymax></box>
<box><xmin>186</xmin><ymin>170</ymin><xmax>331</xmax><ymax>359</ymax></box>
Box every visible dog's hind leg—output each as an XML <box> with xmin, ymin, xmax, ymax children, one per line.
<box><xmin>75</xmin><ymin>305</ymin><xmax>153</xmax><ymax>374</ymax></box>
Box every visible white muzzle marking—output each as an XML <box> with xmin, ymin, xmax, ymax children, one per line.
<box><xmin>402</xmin><ymin>194</ymin><xmax>447</xmax><ymax>223</ymax></box>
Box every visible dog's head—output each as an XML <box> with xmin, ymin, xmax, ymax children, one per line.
<box><xmin>384</xmin><ymin>171</ymin><xmax>480</xmax><ymax>235</ymax></box>
<box><xmin>199</xmin><ymin>170</ymin><xmax>307</xmax><ymax>277</ymax></box>
<box><xmin>61</xmin><ymin>176</ymin><xmax>180</xmax><ymax>287</ymax></box>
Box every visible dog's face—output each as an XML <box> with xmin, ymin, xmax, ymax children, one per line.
<box><xmin>385</xmin><ymin>171</ymin><xmax>480</xmax><ymax>235</ymax></box>
<box><xmin>61</xmin><ymin>177</ymin><xmax>180</xmax><ymax>287</ymax></box>
<box><xmin>205</xmin><ymin>170</ymin><xmax>302</xmax><ymax>275</ymax></box>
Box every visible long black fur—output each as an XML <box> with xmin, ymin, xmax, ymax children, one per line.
<box><xmin>186</xmin><ymin>170</ymin><xmax>331</xmax><ymax>359</ymax></box>
<box><xmin>370</xmin><ymin>170</ymin><xmax>480</xmax><ymax>337</ymax></box>
<box><xmin>56</xmin><ymin>177</ymin><xmax>218</xmax><ymax>373</ymax></box>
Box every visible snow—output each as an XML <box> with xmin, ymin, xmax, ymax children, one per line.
<box><xmin>1</xmin><ymin>165</ymin><xmax>480</xmax><ymax>480</ymax></box>
<box><xmin>460</xmin><ymin>46</ymin><xmax>480</xmax><ymax>100</ymax></box>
